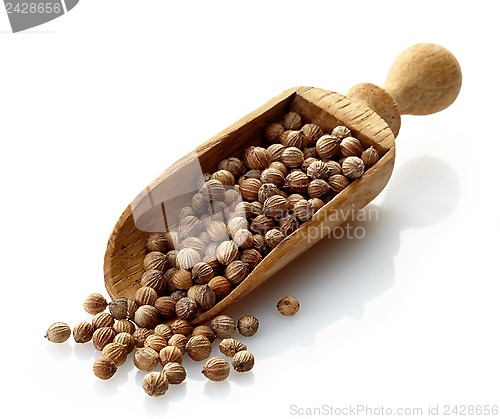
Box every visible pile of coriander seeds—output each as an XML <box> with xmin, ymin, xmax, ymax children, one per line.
<box><xmin>46</xmin><ymin>294</ymin><xmax>258</xmax><ymax>397</ymax></box>
<box><xmin>45</xmin><ymin>109</ymin><xmax>379</xmax><ymax>397</ymax></box>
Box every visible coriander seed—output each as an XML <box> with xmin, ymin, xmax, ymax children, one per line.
<box><xmin>206</xmin><ymin>220</ymin><xmax>229</xmax><ymax>242</ymax></box>
<box><xmin>169</xmin><ymin>319</ymin><xmax>194</xmax><ymax>336</ymax></box>
<box><xmin>328</xmin><ymin>174</ymin><xmax>350</xmax><ymax>193</ymax></box>
<box><xmin>282</xmin><ymin>111</ymin><xmax>302</xmax><ymax>130</ymax></box>
<box><xmin>281</xmin><ymin>146</ymin><xmax>304</xmax><ymax>168</ymax></box>
<box><xmin>239</xmin><ymin>178</ymin><xmax>262</xmax><ymax>201</ymax></box>
<box><xmin>159</xmin><ymin>345</ymin><xmax>183</xmax><ymax>366</ymax></box>
<box><xmin>277</xmin><ymin>295</ymin><xmax>300</xmax><ymax>316</ymax></box>
<box><xmin>216</xmin><ymin>240</ymin><xmax>239</xmax><ymax>265</ymax></box>
<box><xmin>202</xmin><ymin>357</ymin><xmax>231</xmax><ymax>382</ymax></box>
<box><xmin>237</xmin><ymin>314</ymin><xmax>259</xmax><ymax>337</ymax></box>
<box><xmin>284</xmin><ymin>171</ymin><xmax>309</xmax><ymax>193</ymax></box>
<box><xmin>168</xmin><ymin>334</ymin><xmax>188</xmax><ymax>354</ymax></box>
<box><xmin>211</xmin><ymin>169</ymin><xmax>235</xmax><ymax>186</ymax></box>
<box><xmin>260</xmin><ymin>167</ymin><xmax>285</xmax><ymax>188</ymax></box>
<box><xmin>45</xmin><ymin>322</ymin><xmax>71</xmax><ymax>343</ymax></box>
<box><xmin>102</xmin><ymin>342</ymin><xmax>128</xmax><ymax>366</ymax></box>
<box><xmin>218</xmin><ymin>157</ymin><xmax>246</xmax><ymax>178</ymax></box>
<box><xmin>325</xmin><ymin>160</ymin><xmax>342</xmax><ymax>176</ymax></box>
<box><xmin>129</xmin><ymin>294</ymin><xmax>142</xmax><ymax>315</ymax></box>
<box><xmin>309</xmin><ymin>197</ymin><xmax>325</xmax><ymax>213</ymax></box>
<box><xmin>143</xmin><ymin>251</ymin><xmax>169</xmax><ymax>272</ymax></box>
<box><xmin>92</xmin><ymin>327</ymin><xmax>116</xmax><ymax>351</ymax></box>
<box><xmin>186</xmin><ymin>335</ymin><xmax>212</xmax><ymax>361</ymax></box>
<box><xmin>93</xmin><ymin>357</ymin><xmax>117</xmax><ymax>380</ymax></box>
<box><xmin>293</xmin><ymin>199</ymin><xmax>314</xmax><ymax>222</ymax></box>
<box><xmin>232</xmin><ymin>228</ymin><xmax>254</xmax><ymax>249</ymax></box>
<box><xmin>279</xmin><ymin>211</ymin><xmax>299</xmax><ymax>236</ymax></box>
<box><xmin>225</xmin><ymin>260</ymin><xmax>250</xmax><ymax>285</ymax></box>
<box><xmin>163</xmin><ymin>362</ymin><xmax>187</xmax><ymax>385</ymax></box>
<box><xmin>192</xmin><ymin>262</ymin><xmax>215</xmax><ymax>284</ymax></box>
<box><xmin>177</xmin><ymin>206</ymin><xmax>195</xmax><ymax>221</ymax></box>
<box><xmin>250</xmin><ymin>214</ymin><xmax>276</xmax><ymax>235</ymax></box>
<box><xmin>114</xmin><ymin>332</ymin><xmax>135</xmax><ymax>354</ymax></box>
<box><xmin>219</xmin><ymin>338</ymin><xmax>247</xmax><ymax>357</ymax></box>
<box><xmin>361</xmin><ymin>146</ymin><xmax>380</xmax><ymax>168</ymax></box>
<box><xmin>268</xmin><ymin>161</ymin><xmax>288</xmax><ymax>175</ymax></box>
<box><xmin>211</xmin><ymin>315</ymin><xmax>236</xmax><ymax>339</ymax></box>
<box><xmin>225</xmin><ymin>188</ymin><xmax>242</xmax><ymax>206</ymax></box>
<box><xmin>227</xmin><ymin>216</ymin><xmax>248</xmax><ymax>237</ymax></box>
<box><xmin>301</xmin><ymin>123</ymin><xmax>323</xmax><ymax>145</ymax></box>
<box><xmin>200</xmin><ymin>179</ymin><xmax>226</xmax><ymax>203</ymax></box>
<box><xmin>154</xmin><ymin>324</ymin><xmax>173</xmax><ymax>340</ymax></box>
<box><xmin>307</xmin><ymin>179</ymin><xmax>331</xmax><ymax>199</ymax></box>
<box><xmin>232</xmin><ymin>350</ymin><xmax>255</xmax><ymax>372</ymax></box>
<box><xmin>284</xmin><ymin>130</ymin><xmax>306</xmax><ymax>149</ymax></box>
<box><xmin>180</xmin><ymin>236</ymin><xmax>205</xmax><ymax>254</ymax></box>
<box><xmin>316</xmin><ymin>135</ymin><xmax>340</xmax><ymax>159</ymax></box>
<box><xmin>175</xmin><ymin>297</ymin><xmax>198</xmax><ymax>320</ymax></box>
<box><xmin>244</xmin><ymin>146</ymin><xmax>271</xmax><ymax>170</ymax></box>
<box><xmin>252</xmin><ymin>233</ymin><xmax>267</xmax><ymax>253</ymax></box>
<box><xmin>192</xmin><ymin>325</ymin><xmax>217</xmax><ymax>343</ymax></box>
<box><xmin>265</xmin><ymin>228</ymin><xmax>285</xmax><ymax>248</ymax></box>
<box><xmin>265</xmin><ymin>122</ymin><xmax>285</xmax><ymax>143</ymax></box>
<box><xmin>83</xmin><ymin>293</ymin><xmax>107</xmax><ymax>315</ymax></box>
<box><xmin>134</xmin><ymin>286</ymin><xmax>158</xmax><ymax>306</ymax></box>
<box><xmin>342</xmin><ymin>156</ymin><xmax>365</xmax><ymax>179</ymax></box>
<box><xmin>307</xmin><ymin>160</ymin><xmax>329</xmax><ymax>180</ymax></box>
<box><xmin>145</xmin><ymin>232</ymin><xmax>170</xmax><ymax>253</ymax></box>
<box><xmin>332</xmin><ymin>125</ymin><xmax>351</xmax><ymax>139</ymax></box>
<box><xmin>263</xmin><ymin>195</ymin><xmax>289</xmax><ymax>219</ymax></box>
<box><xmin>258</xmin><ymin>183</ymin><xmax>281</xmax><ymax>203</ymax></box>
<box><xmin>165</xmin><ymin>250</ymin><xmax>178</xmax><ymax>269</ymax></box>
<box><xmin>171</xmin><ymin>268</ymin><xmax>193</xmax><ymax>290</ymax></box>
<box><xmin>144</xmin><ymin>334</ymin><xmax>168</xmax><ymax>352</ymax></box>
<box><xmin>134</xmin><ymin>305</ymin><xmax>160</xmax><ymax>329</ymax></box>
<box><xmin>134</xmin><ymin>347</ymin><xmax>159</xmax><ymax>371</ymax></box>
<box><xmin>154</xmin><ymin>296</ymin><xmax>177</xmax><ymax>319</ymax></box>
<box><xmin>142</xmin><ymin>371</ymin><xmax>169</xmax><ymax>397</ymax></box>
<box><xmin>108</xmin><ymin>297</ymin><xmax>128</xmax><ymax>320</ymax></box>
<box><xmin>133</xmin><ymin>328</ymin><xmax>153</xmax><ymax>348</ymax></box>
<box><xmin>178</xmin><ymin>215</ymin><xmax>203</xmax><ymax>239</ymax></box>
<box><xmin>267</xmin><ymin>143</ymin><xmax>286</xmax><ymax>161</ymax></box>
<box><xmin>240</xmin><ymin>248</ymin><xmax>263</xmax><ymax>269</ymax></box>
<box><xmin>191</xmin><ymin>192</ymin><xmax>208</xmax><ymax>214</ymax></box>
<box><xmin>287</xmin><ymin>193</ymin><xmax>305</xmax><ymax>209</ymax></box>
<box><xmin>208</xmin><ymin>276</ymin><xmax>232</xmax><ymax>299</ymax></box>
<box><xmin>72</xmin><ymin>321</ymin><xmax>94</xmax><ymax>344</ymax></box>
<box><xmin>113</xmin><ymin>319</ymin><xmax>136</xmax><ymax>335</ymax></box>
<box><xmin>92</xmin><ymin>312</ymin><xmax>114</xmax><ymax>329</ymax></box>
<box><xmin>239</xmin><ymin>169</ymin><xmax>263</xmax><ymax>183</ymax></box>
<box><xmin>194</xmin><ymin>284</ymin><xmax>217</xmax><ymax>310</ymax></box>
<box><xmin>340</xmin><ymin>136</ymin><xmax>363</xmax><ymax>157</ymax></box>
<box><xmin>176</xmin><ymin>247</ymin><xmax>201</xmax><ymax>270</ymax></box>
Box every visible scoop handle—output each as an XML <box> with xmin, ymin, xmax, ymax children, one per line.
<box><xmin>347</xmin><ymin>43</ymin><xmax>462</xmax><ymax>136</ymax></box>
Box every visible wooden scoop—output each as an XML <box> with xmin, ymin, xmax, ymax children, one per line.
<box><xmin>103</xmin><ymin>43</ymin><xmax>461</xmax><ymax>326</ymax></box>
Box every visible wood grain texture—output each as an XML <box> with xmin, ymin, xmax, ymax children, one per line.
<box><xmin>347</xmin><ymin>44</ymin><xmax>462</xmax><ymax>136</ymax></box>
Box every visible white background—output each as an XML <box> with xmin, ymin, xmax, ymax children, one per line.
<box><xmin>1</xmin><ymin>1</ymin><xmax>499</xmax><ymax>418</ymax></box>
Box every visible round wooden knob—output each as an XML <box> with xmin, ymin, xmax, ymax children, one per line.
<box><xmin>347</xmin><ymin>44</ymin><xmax>462</xmax><ymax>136</ymax></box>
